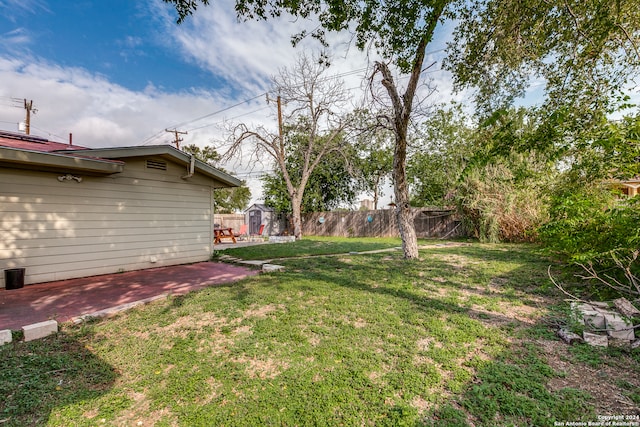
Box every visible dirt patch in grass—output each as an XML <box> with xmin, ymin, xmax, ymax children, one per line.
<box><xmin>242</xmin><ymin>303</ymin><xmax>284</xmax><ymax>319</ymax></box>
<box><xmin>536</xmin><ymin>338</ymin><xmax>640</xmax><ymax>416</ymax></box>
<box><xmin>411</xmin><ymin>395</ymin><xmax>432</xmax><ymax>413</ymax></box>
<box><xmin>233</xmin><ymin>355</ymin><xmax>290</xmax><ymax>379</ymax></box>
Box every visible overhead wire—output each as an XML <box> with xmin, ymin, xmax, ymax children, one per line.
<box><xmin>186</xmin><ymin>105</ymin><xmax>271</xmax><ymax>132</ymax></box>
<box><xmin>141</xmin><ymin>48</ymin><xmax>447</xmax><ymax>145</ymax></box>
<box><xmin>139</xmin><ymin>92</ymin><xmax>268</xmax><ymax>146</ymax></box>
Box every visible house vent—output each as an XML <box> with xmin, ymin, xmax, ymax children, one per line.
<box><xmin>146</xmin><ymin>160</ymin><xmax>167</xmax><ymax>171</ymax></box>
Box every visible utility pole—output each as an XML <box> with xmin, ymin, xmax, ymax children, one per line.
<box><xmin>23</xmin><ymin>99</ymin><xmax>36</xmax><ymax>135</ymax></box>
<box><xmin>276</xmin><ymin>95</ymin><xmax>283</xmax><ymax>145</ymax></box>
<box><xmin>266</xmin><ymin>94</ymin><xmax>284</xmax><ymax>146</ymax></box>
<box><xmin>165</xmin><ymin>128</ymin><xmax>187</xmax><ymax>150</ymax></box>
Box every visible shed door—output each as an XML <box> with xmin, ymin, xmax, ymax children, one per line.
<box><xmin>249</xmin><ymin>210</ymin><xmax>262</xmax><ymax>234</ymax></box>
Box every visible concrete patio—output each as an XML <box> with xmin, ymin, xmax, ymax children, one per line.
<box><xmin>0</xmin><ymin>261</ymin><xmax>259</xmax><ymax>331</ymax></box>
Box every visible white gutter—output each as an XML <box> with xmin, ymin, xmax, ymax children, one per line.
<box><xmin>182</xmin><ymin>154</ymin><xmax>195</xmax><ymax>179</ymax></box>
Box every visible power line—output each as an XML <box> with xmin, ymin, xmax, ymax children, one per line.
<box><xmin>140</xmin><ymin>50</ymin><xmax>448</xmax><ymax>145</ymax></box>
<box><xmin>186</xmin><ymin>106</ymin><xmax>271</xmax><ymax>132</ymax></box>
<box><xmin>29</xmin><ymin>125</ymin><xmax>69</xmax><ymax>143</ymax></box>
<box><xmin>169</xmin><ymin>92</ymin><xmax>267</xmax><ymax>130</ymax></box>
<box><xmin>139</xmin><ymin>92</ymin><xmax>267</xmax><ymax>146</ymax></box>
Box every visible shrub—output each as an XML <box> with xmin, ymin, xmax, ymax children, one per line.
<box><xmin>456</xmin><ymin>162</ymin><xmax>550</xmax><ymax>243</ymax></box>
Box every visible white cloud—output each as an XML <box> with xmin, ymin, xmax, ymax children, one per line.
<box><xmin>0</xmin><ymin>0</ymin><xmax>49</xmax><ymax>22</ymax></box>
<box><xmin>0</xmin><ymin>27</ymin><xmax>30</xmax><ymax>47</ymax></box>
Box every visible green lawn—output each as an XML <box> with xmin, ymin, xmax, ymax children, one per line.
<box><xmin>1</xmin><ymin>238</ymin><xmax>638</xmax><ymax>426</ymax></box>
<box><xmin>215</xmin><ymin>235</ymin><xmax>406</xmax><ymax>259</ymax></box>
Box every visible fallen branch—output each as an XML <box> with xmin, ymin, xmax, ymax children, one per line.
<box><xmin>575</xmin><ymin>251</ymin><xmax>640</xmax><ymax>298</ymax></box>
<box><xmin>557</xmin><ymin>328</ymin><xmax>583</xmax><ymax>344</ymax></box>
<box><xmin>547</xmin><ymin>265</ymin><xmax>589</xmax><ymax>303</ymax></box>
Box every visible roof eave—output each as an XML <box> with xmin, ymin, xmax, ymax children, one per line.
<box><xmin>63</xmin><ymin>145</ymin><xmax>242</xmax><ymax>187</ymax></box>
<box><xmin>0</xmin><ymin>146</ymin><xmax>124</xmax><ymax>175</ymax></box>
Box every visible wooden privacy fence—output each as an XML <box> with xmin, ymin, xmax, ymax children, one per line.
<box><xmin>302</xmin><ymin>208</ymin><xmax>465</xmax><ymax>238</ymax></box>
<box><xmin>213</xmin><ymin>214</ymin><xmax>245</xmax><ymax>231</ymax></box>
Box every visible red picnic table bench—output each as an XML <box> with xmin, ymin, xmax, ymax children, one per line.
<box><xmin>214</xmin><ymin>227</ymin><xmax>237</xmax><ymax>244</ymax></box>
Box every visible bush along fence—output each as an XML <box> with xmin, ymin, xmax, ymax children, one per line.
<box><xmin>302</xmin><ymin>208</ymin><xmax>466</xmax><ymax>238</ymax></box>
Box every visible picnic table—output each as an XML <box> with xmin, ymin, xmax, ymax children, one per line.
<box><xmin>214</xmin><ymin>227</ymin><xmax>237</xmax><ymax>244</ymax></box>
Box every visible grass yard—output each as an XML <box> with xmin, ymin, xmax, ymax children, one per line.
<box><xmin>215</xmin><ymin>235</ymin><xmax>405</xmax><ymax>260</ymax></box>
<box><xmin>1</xmin><ymin>238</ymin><xmax>639</xmax><ymax>426</ymax></box>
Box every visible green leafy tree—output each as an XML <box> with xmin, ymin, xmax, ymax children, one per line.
<box><xmin>356</xmin><ymin>145</ymin><xmax>393</xmax><ymax>210</ymax></box>
<box><xmin>352</xmin><ymin>113</ymin><xmax>394</xmax><ymax>210</ymax></box>
<box><xmin>408</xmin><ymin>105</ymin><xmax>475</xmax><ymax>207</ymax></box>
<box><xmin>182</xmin><ymin>144</ymin><xmax>251</xmax><ymax>213</ymax></box>
<box><xmin>448</xmin><ymin>108</ymin><xmax>557</xmax><ymax>242</ymax></box>
<box><xmin>445</xmin><ymin>0</ymin><xmax>640</xmax><ymax>116</ymax></box>
<box><xmin>538</xmin><ymin>115</ymin><xmax>640</xmax><ymax>296</ymax></box>
<box><xmin>262</xmin><ymin>134</ymin><xmax>359</xmax><ymax>213</ymax></box>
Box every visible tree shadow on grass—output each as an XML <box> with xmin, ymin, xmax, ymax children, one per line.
<box><xmin>0</xmin><ymin>330</ymin><xmax>117</xmax><ymax>426</ymax></box>
<box><xmin>282</xmin><ymin>256</ymin><xmax>601</xmax><ymax>425</ymax></box>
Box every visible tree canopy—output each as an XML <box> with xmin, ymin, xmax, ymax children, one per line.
<box><xmin>262</xmin><ymin>133</ymin><xmax>359</xmax><ymax>213</ymax></box>
<box><xmin>165</xmin><ymin>0</ymin><xmax>451</xmax><ymax>72</ymax></box>
<box><xmin>445</xmin><ymin>0</ymin><xmax>640</xmax><ymax>113</ymax></box>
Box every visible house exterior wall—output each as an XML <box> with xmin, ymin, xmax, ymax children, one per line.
<box><xmin>1</xmin><ymin>157</ymin><xmax>215</xmax><ymax>288</ymax></box>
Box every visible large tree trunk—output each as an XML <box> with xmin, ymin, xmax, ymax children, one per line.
<box><xmin>393</xmin><ymin>132</ymin><xmax>419</xmax><ymax>259</ymax></box>
<box><xmin>376</xmin><ymin>8</ymin><xmax>445</xmax><ymax>260</ymax></box>
<box><xmin>291</xmin><ymin>194</ymin><xmax>303</xmax><ymax>240</ymax></box>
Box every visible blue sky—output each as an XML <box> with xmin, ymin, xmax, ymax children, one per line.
<box><xmin>0</xmin><ymin>0</ymin><xmax>458</xmax><ymax>205</ymax></box>
<box><xmin>1</xmin><ymin>1</ymin><xmax>232</xmax><ymax>92</ymax></box>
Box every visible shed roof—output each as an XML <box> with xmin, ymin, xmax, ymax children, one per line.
<box><xmin>245</xmin><ymin>203</ymin><xmax>275</xmax><ymax>212</ymax></box>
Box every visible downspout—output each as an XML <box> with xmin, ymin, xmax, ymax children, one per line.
<box><xmin>182</xmin><ymin>154</ymin><xmax>195</xmax><ymax>179</ymax></box>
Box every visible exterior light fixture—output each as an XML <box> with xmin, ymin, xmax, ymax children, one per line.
<box><xmin>58</xmin><ymin>174</ymin><xmax>82</xmax><ymax>183</ymax></box>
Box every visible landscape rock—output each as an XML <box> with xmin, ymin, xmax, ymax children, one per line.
<box><xmin>269</xmin><ymin>236</ymin><xmax>296</xmax><ymax>243</ymax></box>
<box><xmin>557</xmin><ymin>328</ymin><xmax>583</xmax><ymax>345</ymax></box>
<box><xmin>23</xmin><ymin>320</ymin><xmax>58</xmax><ymax>341</ymax></box>
<box><xmin>608</xmin><ymin>338</ymin><xmax>632</xmax><ymax>350</ymax></box>
<box><xmin>613</xmin><ymin>297</ymin><xmax>640</xmax><ymax>319</ymax></box>
<box><xmin>582</xmin><ymin>310</ymin><xmax>606</xmax><ymax>329</ymax></box>
<box><xmin>262</xmin><ymin>264</ymin><xmax>285</xmax><ymax>272</ymax></box>
<box><xmin>603</xmin><ymin>313</ymin><xmax>635</xmax><ymax>341</ymax></box>
<box><xmin>0</xmin><ymin>329</ymin><xmax>12</xmax><ymax>345</ymax></box>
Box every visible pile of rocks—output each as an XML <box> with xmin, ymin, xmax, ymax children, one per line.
<box><xmin>557</xmin><ymin>297</ymin><xmax>640</xmax><ymax>349</ymax></box>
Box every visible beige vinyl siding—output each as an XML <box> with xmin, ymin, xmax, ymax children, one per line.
<box><xmin>1</xmin><ymin>159</ymin><xmax>215</xmax><ymax>287</ymax></box>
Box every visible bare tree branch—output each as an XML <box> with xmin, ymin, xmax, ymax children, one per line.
<box><xmin>219</xmin><ymin>52</ymin><xmax>355</xmax><ymax>238</ymax></box>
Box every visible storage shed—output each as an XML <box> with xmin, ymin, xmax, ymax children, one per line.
<box><xmin>244</xmin><ymin>203</ymin><xmax>287</xmax><ymax>236</ymax></box>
